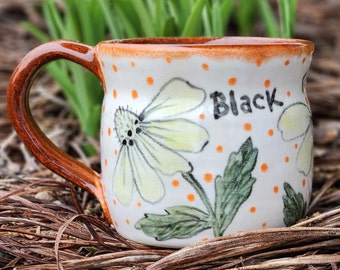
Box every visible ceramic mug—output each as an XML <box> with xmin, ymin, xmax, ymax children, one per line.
<box><xmin>7</xmin><ymin>37</ymin><xmax>314</xmax><ymax>248</ymax></box>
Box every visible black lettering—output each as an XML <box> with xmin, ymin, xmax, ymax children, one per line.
<box><xmin>253</xmin><ymin>94</ymin><xmax>265</xmax><ymax>109</ymax></box>
<box><xmin>266</xmin><ymin>88</ymin><xmax>284</xmax><ymax>112</ymax></box>
<box><xmin>229</xmin><ymin>90</ymin><xmax>238</xmax><ymax>116</ymax></box>
<box><xmin>240</xmin><ymin>95</ymin><xmax>252</xmax><ymax>113</ymax></box>
<box><xmin>210</xmin><ymin>91</ymin><xmax>229</xmax><ymax>119</ymax></box>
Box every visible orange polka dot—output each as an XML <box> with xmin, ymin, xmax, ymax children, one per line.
<box><xmin>172</xmin><ymin>179</ymin><xmax>180</xmax><ymax>187</ymax></box>
<box><xmin>199</xmin><ymin>113</ymin><xmax>205</xmax><ymax>120</ymax></box>
<box><xmin>302</xmin><ymin>57</ymin><xmax>306</xmax><ymax>64</ymax></box>
<box><xmin>107</xmin><ymin>128</ymin><xmax>112</xmax><ymax>136</ymax></box>
<box><xmin>286</xmin><ymin>90</ymin><xmax>291</xmax><ymax>97</ymax></box>
<box><xmin>104</xmin><ymin>158</ymin><xmax>108</xmax><ymax>166</ymax></box>
<box><xmin>261</xmin><ymin>163</ymin><xmax>268</xmax><ymax>172</ymax></box>
<box><xmin>113</xmin><ymin>199</ymin><xmax>117</xmax><ymax>206</ymax></box>
<box><xmin>146</xmin><ymin>76</ymin><xmax>154</xmax><ymax>85</ymax></box>
<box><xmin>264</xmin><ymin>79</ymin><xmax>271</xmax><ymax>88</ymax></box>
<box><xmin>262</xmin><ymin>222</ymin><xmax>267</xmax><ymax>228</ymax></box>
<box><xmin>294</xmin><ymin>143</ymin><xmax>298</xmax><ymax>149</ymax></box>
<box><xmin>187</xmin><ymin>193</ymin><xmax>195</xmax><ymax>202</ymax></box>
<box><xmin>114</xmin><ymin>149</ymin><xmax>118</xmax><ymax>156</ymax></box>
<box><xmin>131</xmin><ymin>89</ymin><xmax>138</xmax><ymax>99</ymax></box>
<box><xmin>112</xmin><ymin>64</ymin><xmax>118</xmax><ymax>72</ymax></box>
<box><xmin>216</xmin><ymin>145</ymin><xmax>223</xmax><ymax>153</ymax></box>
<box><xmin>284</xmin><ymin>59</ymin><xmax>290</xmax><ymax>66</ymax></box>
<box><xmin>202</xmin><ymin>63</ymin><xmax>209</xmax><ymax>70</ymax></box>
<box><xmin>250</xmin><ymin>206</ymin><xmax>257</xmax><ymax>213</ymax></box>
<box><xmin>165</xmin><ymin>57</ymin><xmax>172</xmax><ymax>63</ymax></box>
<box><xmin>244</xmin><ymin>122</ymin><xmax>252</xmax><ymax>132</ymax></box>
<box><xmin>256</xmin><ymin>59</ymin><xmax>262</xmax><ymax>67</ymax></box>
<box><xmin>130</xmin><ymin>61</ymin><xmax>135</xmax><ymax>67</ymax></box>
<box><xmin>137</xmin><ymin>201</ymin><xmax>142</xmax><ymax>208</ymax></box>
<box><xmin>102</xmin><ymin>104</ymin><xmax>106</xmax><ymax>112</ymax></box>
<box><xmin>228</xmin><ymin>77</ymin><xmax>237</xmax><ymax>86</ymax></box>
<box><xmin>204</xmin><ymin>173</ymin><xmax>213</xmax><ymax>183</ymax></box>
<box><xmin>273</xmin><ymin>186</ymin><xmax>279</xmax><ymax>194</ymax></box>
<box><xmin>267</xmin><ymin>129</ymin><xmax>274</xmax><ymax>137</ymax></box>
<box><xmin>284</xmin><ymin>156</ymin><xmax>290</xmax><ymax>163</ymax></box>
<box><xmin>302</xmin><ymin>178</ymin><xmax>306</xmax><ymax>187</ymax></box>
<box><xmin>113</xmin><ymin>89</ymin><xmax>117</xmax><ymax>99</ymax></box>
<box><xmin>125</xmin><ymin>219</ymin><xmax>130</xmax><ymax>225</ymax></box>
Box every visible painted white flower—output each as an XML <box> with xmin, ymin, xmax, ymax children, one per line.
<box><xmin>113</xmin><ymin>78</ymin><xmax>209</xmax><ymax>205</ymax></box>
<box><xmin>278</xmin><ymin>102</ymin><xmax>313</xmax><ymax>175</ymax></box>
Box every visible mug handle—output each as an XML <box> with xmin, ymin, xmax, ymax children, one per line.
<box><xmin>7</xmin><ymin>40</ymin><xmax>104</xmax><ymax>202</ymax></box>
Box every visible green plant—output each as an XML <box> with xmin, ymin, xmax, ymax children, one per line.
<box><xmin>22</xmin><ymin>0</ymin><xmax>106</xmax><ymax>155</ymax></box>
<box><xmin>258</xmin><ymin>0</ymin><xmax>298</xmax><ymax>38</ymax></box>
<box><xmin>22</xmin><ymin>0</ymin><xmax>298</xmax><ymax>154</ymax></box>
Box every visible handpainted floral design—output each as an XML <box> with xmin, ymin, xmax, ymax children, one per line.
<box><xmin>112</xmin><ymin>78</ymin><xmax>209</xmax><ymax>205</ymax></box>
<box><xmin>282</xmin><ymin>182</ymin><xmax>307</xmax><ymax>226</ymax></box>
<box><xmin>136</xmin><ymin>137</ymin><xmax>258</xmax><ymax>240</ymax></box>
<box><xmin>278</xmin><ymin>102</ymin><xmax>313</xmax><ymax>175</ymax></box>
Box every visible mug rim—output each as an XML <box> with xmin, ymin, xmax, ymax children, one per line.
<box><xmin>96</xmin><ymin>36</ymin><xmax>314</xmax><ymax>64</ymax></box>
<box><xmin>100</xmin><ymin>36</ymin><xmax>313</xmax><ymax>48</ymax></box>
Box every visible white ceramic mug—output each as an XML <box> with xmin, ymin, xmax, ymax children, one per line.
<box><xmin>7</xmin><ymin>37</ymin><xmax>314</xmax><ymax>248</ymax></box>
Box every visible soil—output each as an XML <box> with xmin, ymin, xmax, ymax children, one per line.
<box><xmin>0</xmin><ymin>0</ymin><xmax>340</xmax><ymax>269</ymax></box>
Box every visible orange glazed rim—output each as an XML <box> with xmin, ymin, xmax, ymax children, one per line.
<box><xmin>97</xmin><ymin>36</ymin><xmax>314</xmax><ymax>62</ymax></box>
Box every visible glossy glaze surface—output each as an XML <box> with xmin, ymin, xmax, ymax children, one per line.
<box><xmin>7</xmin><ymin>37</ymin><xmax>314</xmax><ymax>248</ymax></box>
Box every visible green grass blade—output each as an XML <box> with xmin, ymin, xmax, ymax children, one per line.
<box><xmin>212</xmin><ymin>1</ymin><xmax>221</xmax><ymax>36</ymax></box>
<box><xmin>90</xmin><ymin>0</ymin><xmax>106</xmax><ymax>41</ymax></box>
<box><xmin>45</xmin><ymin>64</ymin><xmax>81</xmax><ymax>117</ymax></box>
<box><xmin>114</xmin><ymin>0</ymin><xmax>140</xmax><ymax>38</ymax></box>
<box><xmin>162</xmin><ymin>16</ymin><xmax>177</xmax><ymax>36</ymax></box>
<box><xmin>278</xmin><ymin>0</ymin><xmax>297</xmax><ymax>38</ymax></box>
<box><xmin>98</xmin><ymin>0</ymin><xmax>122</xmax><ymax>38</ymax></box>
<box><xmin>258</xmin><ymin>0</ymin><xmax>280</xmax><ymax>37</ymax></box>
<box><xmin>167</xmin><ymin>0</ymin><xmax>181</xmax><ymax>29</ymax></box>
<box><xmin>20</xmin><ymin>22</ymin><xmax>50</xmax><ymax>42</ymax></box>
<box><xmin>130</xmin><ymin>0</ymin><xmax>156</xmax><ymax>36</ymax></box>
<box><xmin>202</xmin><ymin>5</ymin><xmax>212</xmax><ymax>36</ymax></box>
<box><xmin>153</xmin><ymin>0</ymin><xmax>168</xmax><ymax>36</ymax></box>
<box><xmin>181</xmin><ymin>0</ymin><xmax>206</xmax><ymax>36</ymax></box>
<box><xmin>44</xmin><ymin>0</ymin><xmax>65</xmax><ymax>39</ymax></box>
<box><xmin>235</xmin><ymin>0</ymin><xmax>257</xmax><ymax>36</ymax></box>
<box><xmin>219</xmin><ymin>0</ymin><xmax>234</xmax><ymax>35</ymax></box>
<box><xmin>77</xmin><ymin>1</ymin><xmax>96</xmax><ymax>44</ymax></box>
<box><xmin>63</xmin><ymin>0</ymin><xmax>80</xmax><ymax>40</ymax></box>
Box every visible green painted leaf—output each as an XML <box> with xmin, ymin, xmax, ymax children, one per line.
<box><xmin>215</xmin><ymin>137</ymin><xmax>258</xmax><ymax>235</ymax></box>
<box><xmin>283</xmin><ymin>182</ymin><xmax>307</xmax><ymax>226</ymax></box>
<box><xmin>135</xmin><ymin>206</ymin><xmax>211</xmax><ymax>241</ymax></box>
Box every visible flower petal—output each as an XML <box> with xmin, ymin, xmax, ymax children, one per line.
<box><xmin>141</xmin><ymin>119</ymin><xmax>209</xmax><ymax>152</ymax></box>
<box><xmin>112</xmin><ymin>147</ymin><xmax>134</xmax><ymax>205</ymax></box>
<box><xmin>136</xmin><ymin>132</ymin><xmax>192</xmax><ymax>175</ymax></box>
<box><xmin>129</xmin><ymin>144</ymin><xmax>165</xmax><ymax>203</ymax></box>
<box><xmin>278</xmin><ymin>103</ymin><xmax>311</xmax><ymax>141</ymax></box>
<box><xmin>141</xmin><ymin>78</ymin><xmax>206</xmax><ymax>121</ymax></box>
<box><xmin>297</xmin><ymin>124</ymin><xmax>313</xmax><ymax>175</ymax></box>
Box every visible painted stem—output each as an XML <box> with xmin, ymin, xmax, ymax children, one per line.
<box><xmin>182</xmin><ymin>172</ymin><xmax>220</xmax><ymax>237</ymax></box>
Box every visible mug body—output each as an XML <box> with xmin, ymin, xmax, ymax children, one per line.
<box><xmin>97</xmin><ymin>37</ymin><xmax>313</xmax><ymax>247</ymax></box>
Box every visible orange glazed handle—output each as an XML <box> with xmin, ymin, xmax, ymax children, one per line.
<box><xmin>7</xmin><ymin>41</ymin><xmax>103</xmax><ymax>198</ymax></box>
